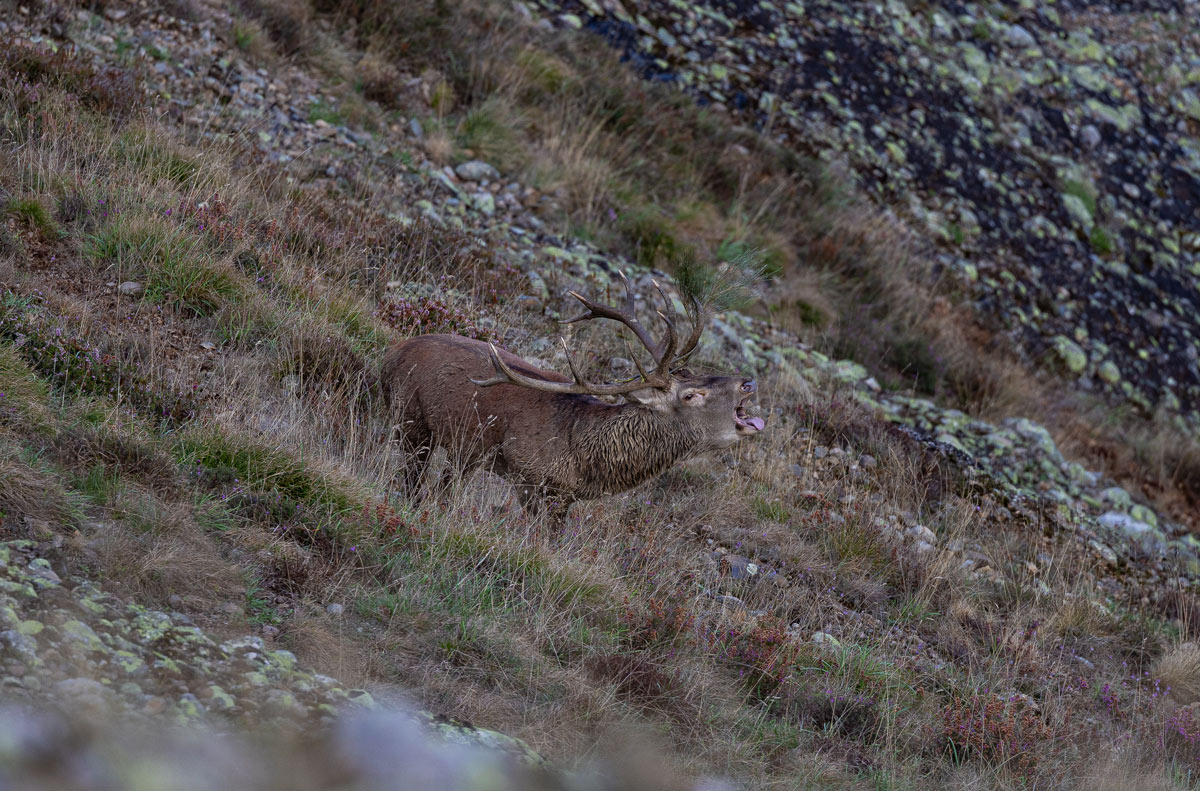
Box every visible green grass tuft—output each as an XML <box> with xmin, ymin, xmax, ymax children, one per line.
<box><xmin>0</xmin><ymin>342</ymin><xmax>53</xmax><ymax>431</ymax></box>
<box><xmin>1063</xmin><ymin>179</ymin><xmax>1098</xmax><ymax>219</ymax></box>
<box><xmin>174</xmin><ymin>427</ymin><xmax>361</xmax><ymax>515</ymax></box>
<box><xmin>6</xmin><ymin>196</ymin><xmax>58</xmax><ymax>239</ymax></box>
<box><xmin>752</xmin><ymin>496</ymin><xmax>789</xmax><ymax>523</ymax></box>
<box><xmin>1090</xmin><ymin>224</ymin><xmax>1115</xmax><ymax>255</ymax></box>
<box><xmin>85</xmin><ymin>216</ymin><xmax>242</xmax><ymax>317</ymax></box>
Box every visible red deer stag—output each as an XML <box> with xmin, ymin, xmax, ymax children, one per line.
<box><xmin>381</xmin><ymin>274</ymin><xmax>765</xmax><ymax>522</ymax></box>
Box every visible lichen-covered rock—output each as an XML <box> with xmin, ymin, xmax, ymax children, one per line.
<box><xmin>0</xmin><ymin>541</ymin><xmax>542</xmax><ymax>767</ymax></box>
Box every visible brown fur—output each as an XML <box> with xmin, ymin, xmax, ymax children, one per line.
<box><xmin>381</xmin><ymin>334</ymin><xmax>763</xmax><ymax>516</ymax></box>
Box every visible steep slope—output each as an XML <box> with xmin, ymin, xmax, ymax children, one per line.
<box><xmin>2</xmin><ymin>1</ymin><xmax>1200</xmax><ymax>789</ymax></box>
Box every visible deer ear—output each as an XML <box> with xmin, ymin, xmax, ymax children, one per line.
<box><xmin>623</xmin><ymin>384</ymin><xmax>672</xmax><ymax>407</ymax></box>
<box><xmin>622</xmin><ymin>387</ymin><xmax>655</xmax><ymax>404</ymax></box>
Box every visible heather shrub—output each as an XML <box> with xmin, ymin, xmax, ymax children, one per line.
<box><xmin>376</xmin><ymin>294</ymin><xmax>497</xmax><ymax>342</ymax></box>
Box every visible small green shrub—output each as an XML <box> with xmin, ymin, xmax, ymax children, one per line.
<box><xmin>6</xmin><ymin>197</ymin><xmax>58</xmax><ymax>239</ymax></box>
<box><xmin>623</xmin><ymin>206</ymin><xmax>689</xmax><ymax>269</ymax></box>
<box><xmin>457</xmin><ymin>100</ymin><xmax>524</xmax><ymax>170</ymax></box>
<box><xmin>307</xmin><ymin>98</ymin><xmax>345</xmax><ymax>126</ymax></box>
<box><xmin>232</xmin><ymin>21</ymin><xmax>261</xmax><ymax>52</ymax></box>
<box><xmin>236</xmin><ymin>0</ymin><xmax>311</xmax><ymax>55</ymax></box>
<box><xmin>73</xmin><ymin>465</ymin><xmax>125</xmax><ymax>507</ymax></box>
<box><xmin>514</xmin><ymin>47</ymin><xmax>574</xmax><ymax>97</ymax></box>
<box><xmin>883</xmin><ymin>336</ymin><xmax>939</xmax><ymax>395</ymax></box>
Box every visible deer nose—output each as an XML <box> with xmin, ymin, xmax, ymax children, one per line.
<box><xmin>741</xmin><ymin>380</ymin><xmax>756</xmax><ymax>394</ymax></box>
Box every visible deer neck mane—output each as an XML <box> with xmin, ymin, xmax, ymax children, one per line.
<box><xmin>572</xmin><ymin>401</ymin><xmax>701</xmax><ymax>494</ymax></box>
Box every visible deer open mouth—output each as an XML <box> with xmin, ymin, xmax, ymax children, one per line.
<box><xmin>734</xmin><ymin>399</ymin><xmax>765</xmax><ymax>432</ymax></box>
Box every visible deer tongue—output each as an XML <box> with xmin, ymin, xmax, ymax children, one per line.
<box><xmin>735</xmin><ymin>407</ymin><xmax>765</xmax><ymax>431</ymax></box>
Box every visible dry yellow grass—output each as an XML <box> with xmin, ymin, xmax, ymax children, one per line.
<box><xmin>1154</xmin><ymin>643</ymin><xmax>1200</xmax><ymax>706</ymax></box>
<box><xmin>4</xmin><ymin>8</ymin><xmax>1200</xmax><ymax>789</ymax></box>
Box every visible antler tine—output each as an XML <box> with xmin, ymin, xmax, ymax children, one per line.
<box><xmin>672</xmin><ymin>293</ymin><xmax>708</xmax><ymax>363</ymax></box>
<box><xmin>654</xmin><ymin>310</ymin><xmax>677</xmax><ymax>377</ymax></box>
<box><xmin>651</xmin><ymin>278</ymin><xmax>680</xmax><ymax>362</ymax></box>
<box><xmin>616</xmin><ymin>269</ymin><xmax>638</xmax><ymax>314</ymax></box>
<box><xmin>470</xmin><ymin>343</ymin><xmax>668</xmax><ymax>396</ymax></box>
<box><xmin>560</xmin><ymin>338</ymin><xmax>587</xmax><ymax>385</ymax></box>
<box><xmin>624</xmin><ymin>337</ymin><xmax>651</xmax><ymax>382</ymax></box>
<box><xmin>559</xmin><ymin>281</ymin><xmax>664</xmax><ymax>367</ymax></box>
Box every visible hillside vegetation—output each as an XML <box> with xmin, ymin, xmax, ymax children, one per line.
<box><xmin>2</xmin><ymin>0</ymin><xmax>1200</xmax><ymax>788</ymax></box>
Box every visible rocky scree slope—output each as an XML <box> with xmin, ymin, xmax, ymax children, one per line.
<box><xmin>2</xmin><ymin>0</ymin><xmax>1200</xmax><ymax>785</ymax></box>
<box><xmin>535</xmin><ymin>0</ymin><xmax>1200</xmax><ymax>429</ymax></box>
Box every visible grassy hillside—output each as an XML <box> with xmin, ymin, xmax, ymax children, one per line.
<box><xmin>2</xmin><ymin>0</ymin><xmax>1200</xmax><ymax>788</ymax></box>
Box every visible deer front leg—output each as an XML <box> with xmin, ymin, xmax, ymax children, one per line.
<box><xmin>515</xmin><ymin>485</ymin><xmax>572</xmax><ymax>537</ymax></box>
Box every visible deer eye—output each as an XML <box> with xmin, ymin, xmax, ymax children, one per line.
<box><xmin>683</xmin><ymin>393</ymin><xmax>696</xmax><ymax>401</ymax></box>
<box><xmin>741</xmin><ymin>381</ymin><xmax>756</xmax><ymax>393</ymax></box>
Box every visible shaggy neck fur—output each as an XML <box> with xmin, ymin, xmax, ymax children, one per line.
<box><xmin>569</xmin><ymin>402</ymin><xmax>701</xmax><ymax>498</ymax></box>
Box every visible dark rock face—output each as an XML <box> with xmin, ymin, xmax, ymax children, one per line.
<box><xmin>543</xmin><ymin>0</ymin><xmax>1200</xmax><ymax>425</ymax></box>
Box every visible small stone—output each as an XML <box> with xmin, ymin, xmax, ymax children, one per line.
<box><xmin>1006</xmin><ymin>24</ymin><xmax>1037</xmax><ymax>48</ymax></box>
<box><xmin>811</xmin><ymin>631</ymin><xmax>841</xmax><ymax>648</ymax></box>
<box><xmin>262</xmin><ymin>624</ymin><xmax>280</xmax><ymax>640</ymax></box>
<box><xmin>167</xmin><ymin>594</ymin><xmax>184</xmax><ymax>610</ymax></box>
<box><xmin>143</xmin><ymin>696</ymin><xmax>168</xmax><ymax>715</ymax></box>
<box><xmin>23</xmin><ymin>517</ymin><xmax>52</xmax><ymax>540</ymax></box>
<box><xmin>408</xmin><ymin>118</ymin><xmax>423</xmax><ymax>139</ymax></box>
<box><xmin>1051</xmin><ymin>336</ymin><xmax>1088</xmax><ymax>374</ymax></box>
<box><xmin>858</xmin><ymin>454</ymin><xmax>877</xmax><ymax>469</ymax></box>
<box><xmin>263</xmin><ymin>688</ymin><xmax>305</xmax><ymax>717</ymax></box>
<box><xmin>455</xmin><ymin>160</ymin><xmax>500</xmax><ymax>182</ymax></box>
<box><xmin>1079</xmin><ymin>125</ymin><xmax>1102</xmax><ymax>149</ymax></box>
<box><xmin>470</xmin><ymin>191</ymin><xmax>496</xmax><ymax>216</ymax></box>
<box><xmin>1089</xmin><ymin>539</ymin><xmax>1119</xmax><ymax>565</ymax></box>
<box><xmin>1098</xmin><ymin>511</ymin><xmax>1154</xmax><ymax>539</ymax></box>
<box><xmin>906</xmin><ymin>524</ymin><xmax>937</xmax><ymax>544</ymax></box>
<box><xmin>609</xmin><ymin>356</ymin><xmax>633</xmax><ymax>373</ymax></box>
<box><xmin>118</xmin><ymin>281</ymin><xmax>144</xmax><ymax>296</ymax></box>
<box><xmin>526</xmin><ymin>270</ymin><xmax>550</xmax><ymax>301</ymax></box>
<box><xmin>724</xmin><ymin>555</ymin><xmax>756</xmax><ymax>579</ymax></box>
<box><xmin>25</xmin><ymin>559</ymin><xmax>60</xmax><ymax>586</ymax></box>
<box><xmin>60</xmin><ymin>620</ymin><xmax>104</xmax><ymax>651</ymax></box>
<box><xmin>55</xmin><ymin>677</ymin><xmax>109</xmax><ymax>713</ymax></box>
<box><xmin>325</xmin><ymin>603</ymin><xmax>344</xmax><ymax>616</ymax></box>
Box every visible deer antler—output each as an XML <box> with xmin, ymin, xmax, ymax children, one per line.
<box><xmin>469</xmin><ymin>341</ymin><xmax>671</xmax><ymax>395</ymax></box>
<box><xmin>650</xmin><ymin>279</ymin><xmax>707</xmax><ymax>365</ymax></box>
<box><xmin>470</xmin><ymin>271</ymin><xmax>707</xmax><ymax>395</ymax></box>
<box><xmin>671</xmin><ymin>292</ymin><xmax>707</xmax><ymax>364</ymax></box>
<box><xmin>561</xmin><ymin>271</ymin><xmax>672</xmax><ymax>359</ymax></box>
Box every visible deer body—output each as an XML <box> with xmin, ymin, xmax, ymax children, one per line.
<box><xmin>381</xmin><ymin>276</ymin><xmax>765</xmax><ymax>516</ymax></box>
